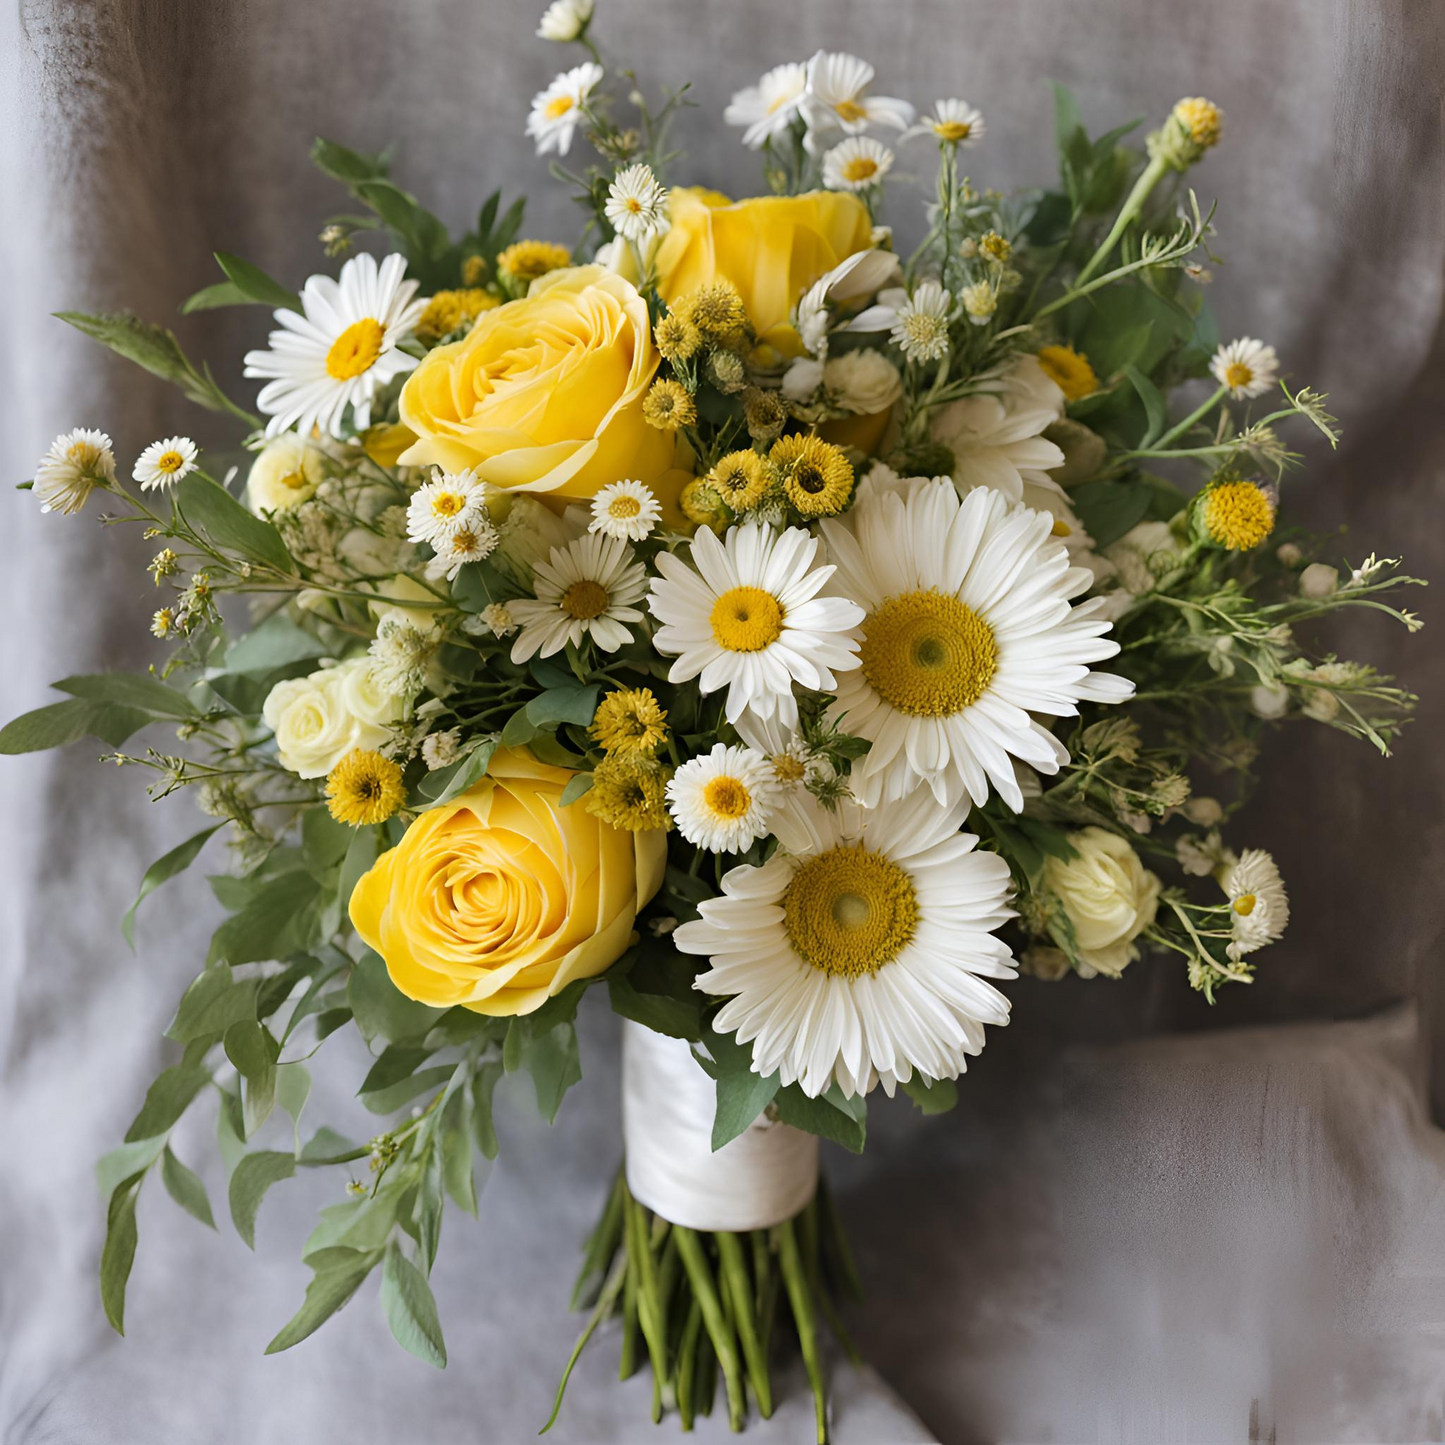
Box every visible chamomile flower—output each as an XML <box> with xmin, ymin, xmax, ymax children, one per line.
<box><xmin>647</xmin><ymin>521</ymin><xmax>864</xmax><ymax>729</ymax></box>
<box><xmin>536</xmin><ymin>0</ymin><xmax>592</xmax><ymax>42</ymax></box>
<box><xmin>132</xmin><ymin>436</ymin><xmax>198</xmax><ymax>492</ymax></box>
<box><xmin>1221</xmin><ymin>848</ymin><xmax>1290</xmax><ymax>959</ymax></box>
<box><xmin>33</xmin><ymin>428</ymin><xmax>117</xmax><ymax>514</ymax></box>
<box><xmin>480</xmin><ymin>603</ymin><xmax>516</xmax><ymax>638</ymax></box>
<box><xmin>724</xmin><ymin>63</ymin><xmax>809</xmax><ymax>149</ymax></box>
<box><xmin>428</xmin><ymin>519</ymin><xmax>499</xmax><ymax>581</ymax></box>
<box><xmin>822</xmin><ymin>136</ymin><xmax>895</xmax><ymax>192</ymax></box>
<box><xmin>676</xmin><ymin>788</ymin><xmax>1015</xmax><ymax>1099</ymax></box>
<box><xmin>526</xmin><ymin>62</ymin><xmax>603</xmax><ymax>156</ymax></box>
<box><xmin>803</xmin><ymin>52</ymin><xmax>914</xmax><ymax>140</ymax></box>
<box><xmin>604</xmin><ymin>163</ymin><xmax>669</xmax><ymax>242</ymax></box>
<box><xmin>904</xmin><ymin>99</ymin><xmax>986</xmax><ymax>147</ymax></box>
<box><xmin>509</xmin><ymin>532</ymin><xmax>647</xmax><ymax>662</ymax></box>
<box><xmin>406</xmin><ymin>468</ymin><xmax>490</xmax><ymax>547</ymax></box>
<box><xmin>735</xmin><ymin>712</ymin><xmax>834</xmax><ymax>792</ymax></box>
<box><xmin>243</xmin><ymin>252</ymin><xmax>425</xmax><ymax>439</ymax></box>
<box><xmin>1211</xmin><ymin>338</ymin><xmax>1280</xmax><ymax>399</ymax></box>
<box><xmin>889</xmin><ymin>280</ymin><xmax>952</xmax><ymax>363</ymax></box>
<box><xmin>666</xmin><ymin>743</ymin><xmax>780</xmax><ymax>853</ymax></box>
<box><xmin>820</xmin><ymin>478</ymin><xmax>1134</xmax><ymax>812</ymax></box>
<box><xmin>589</xmin><ymin>479</ymin><xmax>662</xmax><ymax>541</ymax></box>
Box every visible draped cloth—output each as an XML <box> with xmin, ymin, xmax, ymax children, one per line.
<box><xmin>1</xmin><ymin>2</ymin><xmax>1442</xmax><ymax>1440</ymax></box>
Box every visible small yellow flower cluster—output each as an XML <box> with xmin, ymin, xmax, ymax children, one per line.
<box><xmin>1037</xmin><ymin>343</ymin><xmax>1100</xmax><ymax>402</ymax></box>
<box><xmin>584</xmin><ymin>688</ymin><xmax>674</xmax><ymax>832</ymax></box>
<box><xmin>769</xmin><ymin>433</ymin><xmax>854</xmax><ymax>519</ymax></box>
<box><xmin>496</xmin><ymin>239</ymin><xmax>571</xmax><ymax>292</ymax></box>
<box><xmin>325</xmin><ymin>748</ymin><xmax>406</xmax><ymax>826</ymax></box>
<box><xmin>1201</xmin><ymin>475</ymin><xmax>1275</xmax><ymax>552</ymax></box>
<box><xmin>415</xmin><ymin>287</ymin><xmax>500</xmax><ymax>345</ymax></box>
<box><xmin>590</xmin><ymin>687</ymin><xmax>669</xmax><ymax>757</ymax></box>
<box><xmin>1148</xmin><ymin>96</ymin><xmax>1223</xmax><ymax>170</ymax></box>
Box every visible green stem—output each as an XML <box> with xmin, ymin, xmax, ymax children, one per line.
<box><xmin>1076</xmin><ymin>152</ymin><xmax>1168</xmax><ymax>286</ymax></box>
<box><xmin>570</xmin><ymin>1169</ymin><xmax>625</xmax><ymax>1309</ymax></box>
<box><xmin>717</xmin><ymin>1231</ymin><xmax>773</xmax><ymax>1418</ymax></box>
<box><xmin>674</xmin><ymin>1227</ymin><xmax>747</xmax><ymax>1432</ymax></box>
<box><xmin>540</xmin><ymin>1249</ymin><xmax>628</xmax><ymax>1434</ymax></box>
<box><xmin>677</xmin><ymin>1298</ymin><xmax>703</xmax><ymax>1432</ymax></box>
<box><xmin>1150</xmin><ymin>383</ymin><xmax>1227</xmax><ymax>452</ymax></box>
<box><xmin>625</xmin><ymin>1196</ymin><xmax>672</xmax><ymax>1411</ymax></box>
<box><xmin>778</xmin><ymin>1220</ymin><xmax>828</xmax><ymax>1445</ymax></box>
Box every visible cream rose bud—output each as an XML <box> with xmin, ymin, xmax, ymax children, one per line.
<box><xmin>824</xmin><ymin>350</ymin><xmax>903</xmax><ymax>415</ymax></box>
<box><xmin>1298</xmin><ymin>562</ymin><xmax>1338</xmax><ymax>599</ymax></box>
<box><xmin>1249</xmin><ymin>681</ymin><xmax>1290</xmax><ymax>719</ymax></box>
<box><xmin>246</xmin><ymin>433</ymin><xmax>327</xmax><ymax>515</ymax></box>
<box><xmin>1043</xmin><ymin>826</ymin><xmax>1161</xmax><ymax>978</ymax></box>
<box><xmin>262</xmin><ymin>657</ymin><xmax>405</xmax><ymax>778</ymax></box>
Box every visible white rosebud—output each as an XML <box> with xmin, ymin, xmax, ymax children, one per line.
<box><xmin>261</xmin><ymin>657</ymin><xmax>404</xmax><ymax>778</ymax></box>
<box><xmin>1298</xmin><ymin>562</ymin><xmax>1338</xmax><ymax>599</ymax></box>
<box><xmin>1042</xmin><ymin>827</ymin><xmax>1161</xmax><ymax>978</ymax></box>
<box><xmin>537</xmin><ymin>0</ymin><xmax>592</xmax><ymax>42</ymax></box>
<box><xmin>823</xmin><ymin>349</ymin><xmax>903</xmax><ymax>415</ymax></box>
<box><xmin>1249</xmin><ymin>682</ymin><xmax>1290</xmax><ymax>719</ymax></box>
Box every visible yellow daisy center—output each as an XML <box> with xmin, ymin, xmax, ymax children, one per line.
<box><xmin>623</xmin><ymin>196</ymin><xmax>644</xmax><ymax>214</ymax></box>
<box><xmin>835</xmin><ymin>99</ymin><xmax>869</xmax><ymax>123</ymax></box>
<box><xmin>545</xmin><ymin>94</ymin><xmax>575</xmax><ymax>120</ymax></box>
<box><xmin>1232</xmin><ymin>893</ymin><xmax>1258</xmax><ymax>916</ymax></box>
<box><xmin>561</xmin><ymin>579</ymin><xmax>610</xmax><ymax>620</ymax></box>
<box><xmin>933</xmin><ymin>119</ymin><xmax>972</xmax><ymax>142</ymax></box>
<box><xmin>1223</xmin><ymin>361</ymin><xmax>1254</xmax><ymax>390</ymax></box>
<box><xmin>67</xmin><ymin>441</ymin><xmax>104</xmax><ymax>468</ymax></box>
<box><xmin>702</xmin><ymin>775</ymin><xmax>753</xmax><ymax>820</ymax></box>
<box><xmin>710</xmin><ymin>586</ymin><xmax>783</xmax><ymax>653</ymax></box>
<box><xmin>1204</xmin><ymin>481</ymin><xmax>1274</xmax><ymax>551</ymax></box>
<box><xmin>431</xmin><ymin>491</ymin><xmax>467</xmax><ymax>517</ymax></box>
<box><xmin>771</xmin><ymin>753</ymin><xmax>807</xmax><ymax>784</ymax></box>
<box><xmin>325</xmin><ymin>317</ymin><xmax>386</xmax><ymax>381</ymax></box>
<box><xmin>860</xmin><ymin>589</ymin><xmax>999</xmax><ymax>718</ymax></box>
<box><xmin>782</xmin><ymin>844</ymin><xmax>919</xmax><ymax>979</ymax></box>
<box><xmin>1050</xmin><ymin>517</ymin><xmax>1072</xmax><ymax>537</ymax></box>
<box><xmin>155</xmin><ymin>450</ymin><xmax>186</xmax><ymax>474</ymax></box>
<box><xmin>1037</xmin><ymin>344</ymin><xmax>1100</xmax><ymax>402</ymax></box>
<box><xmin>608</xmin><ymin>495</ymin><xmax>643</xmax><ymax>519</ymax></box>
<box><xmin>279</xmin><ymin>469</ymin><xmax>310</xmax><ymax>491</ymax></box>
<box><xmin>841</xmin><ymin>156</ymin><xmax>880</xmax><ymax>183</ymax></box>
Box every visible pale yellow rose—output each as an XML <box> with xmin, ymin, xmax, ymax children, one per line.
<box><xmin>396</xmin><ymin>265</ymin><xmax>676</xmax><ymax>508</ymax></box>
<box><xmin>651</xmin><ymin>188</ymin><xmax>873</xmax><ymax>353</ymax></box>
<box><xmin>1042</xmin><ymin>827</ymin><xmax>1161</xmax><ymax>978</ymax></box>
<box><xmin>246</xmin><ymin>434</ymin><xmax>327</xmax><ymax>515</ymax></box>
<box><xmin>350</xmin><ymin>749</ymin><xmax>666</xmax><ymax>1017</ymax></box>
<box><xmin>262</xmin><ymin>657</ymin><xmax>405</xmax><ymax>779</ymax></box>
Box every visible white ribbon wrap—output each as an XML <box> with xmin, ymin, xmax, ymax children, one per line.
<box><xmin>622</xmin><ymin>1020</ymin><xmax>819</xmax><ymax>1231</ymax></box>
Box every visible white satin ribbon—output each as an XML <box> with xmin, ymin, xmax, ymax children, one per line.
<box><xmin>622</xmin><ymin>1019</ymin><xmax>819</xmax><ymax>1231</ymax></box>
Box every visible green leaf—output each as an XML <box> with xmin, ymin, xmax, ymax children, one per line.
<box><xmin>1069</xmin><ymin>479</ymin><xmax>1152</xmax><ymax>551</ymax></box>
<box><xmin>96</xmin><ymin>1135</ymin><xmax>167</xmax><ymax>1201</ymax></box>
<box><xmin>101</xmin><ymin>1174</ymin><xmax>143</xmax><ymax>1334</ymax></box>
<box><xmin>337</xmin><ymin>826</ymin><xmax>381</xmax><ymax>917</ymax></box>
<box><xmin>299</xmin><ymin>1125</ymin><xmax>362</xmax><ymax>1165</ymax></box>
<box><xmin>354</xmin><ymin>180</ymin><xmax>449</xmax><ymax>265</ymax></box>
<box><xmin>712</xmin><ymin>1066</ymin><xmax>779</xmax><ymax>1152</ymax></box>
<box><xmin>175</xmin><ymin>473</ymin><xmax>292</xmax><ymax>575</ymax></box>
<box><xmin>414</xmin><ymin>738</ymin><xmax>497</xmax><ymax>809</ymax></box>
<box><xmin>301</xmin><ymin>806</ymin><xmax>353</xmax><ymax>877</ymax></box>
<box><xmin>225</xmin><ymin>1020</ymin><xmax>280</xmax><ymax>1138</ymax></box>
<box><xmin>525</xmin><ymin>684</ymin><xmax>600</xmax><ymax>729</ymax></box>
<box><xmin>222</xmin><ymin>613</ymin><xmax>329</xmax><ymax>675</ymax></box>
<box><xmin>1124</xmin><ymin>363</ymin><xmax>1168</xmax><ymax>448</ymax></box>
<box><xmin>559</xmin><ymin>773</ymin><xmax>593</xmax><ymax>807</ymax></box>
<box><xmin>56</xmin><ymin>672</ymin><xmax>198</xmax><ymax>718</ymax></box>
<box><xmin>265</xmin><ymin>1252</ymin><xmax>378</xmax><ymax>1354</ymax></box>
<box><xmin>0</xmin><ymin>696</ymin><xmax>152</xmax><ymax>754</ymax></box>
<box><xmin>167</xmin><ymin>966</ymin><xmax>261</xmax><ymax>1044</ymax></box>
<box><xmin>122</xmin><ymin>825</ymin><xmax>221</xmax><ymax>947</ymax></box>
<box><xmin>311</xmin><ymin>136</ymin><xmax>390</xmax><ymax>186</ymax></box>
<box><xmin>901</xmin><ymin>1075</ymin><xmax>959</xmax><ymax>1116</ymax></box>
<box><xmin>179</xmin><ymin>280</ymin><xmax>251</xmax><ymax>314</ymax></box>
<box><xmin>359</xmin><ymin>1045</ymin><xmax>434</xmax><ymax>1097</ymax></box>
<box><xmin>348</xmin><ymin>950</ymin><xmax>445</xmax><ymax>1044</ymax></box>
<box><xmin>498</xmin><ymin>707</ymin><xmax>538</xmax><ymax>749</ymax></box>
<box><xmin>207</xmin><ymin>868</ymin><xmax>321</xmax><ymax>967</ymax></box>
<box><xmin>416</xmin><ymin>1145</ymin><xmax>444</xmax><ymax>1274</ymax></box>
<box><xmin>471</xmin><ymin>1061</ymin><xmax>502</xmax><ymax>1160</ymax></box>
<box><xmin>441</xmin><ymin>1096</ymin><xmax>477</xmax><ymax>1217</ymax></box>
<box><xmin>774</xmin><ymin>1084</ymin><xmax>867</xmax><ymax>1153</ymax></box>
<box><xmin>607</xmin><ymin>971</ymin><xmax>703</xmax><ymax>1042</ymax></box>
<box><xmin>212</xmin><ymin>251</ymin><xmax>302</xmax><ymax>312</ymax></box>
<box><xmin>381</xmin><ymin>1244</ymin><xmax>448</xmax><ymax>1367</ymax></box>
<box><xmin>161</xmin><ymin>1145</ymin><xmax>216</xmax><ymax>1228</ymax></box>
<box><xmin>525</xmin><ymin>1022</ymin><xmax>581</xmax><ymax>1124</ymax></box>
<box><xmin>361</xmin><ymin>1065</ymin><xmax>454</xmax><ymax>1116</ymax></box>
<box><xmin>125</xmin><ymin>1063</ymin><xmax>211</xmax><ymax>1142</ymax></box>
<box><xmin>228</xmin><ymin>1150</ymin><xmax>296</xmax><ymax>1248</ymax></box>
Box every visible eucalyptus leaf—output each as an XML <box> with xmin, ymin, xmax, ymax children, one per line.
<box><xmin>121</xmin><ymin>825</ymin><xmax>221</xmax><ymax>947</ymax></box>
<box><xmin>348</xmin><ymin>950</ymin><xmax>445</xmax><ymax>1043</ymax></box>
<box><xmin>174</xmin><ymin>473</ymin><xmax>293</xmax><ymax>575</ymax></box>
<box><xmin>265</xmin><ymin>1252</ymin><xmax>378</xmax><ymax>1354</ymax></box>
<box><xmin>0</xmin><ymin>696</ymin><xmax>153</xmax><ymax>754</ymax></box>
<box><xmin>381</xmin><ymin>1244</ymin><xmax>448</xmax><ymax>1368</ymax></box>
<box><xmin>100</xmin><ymin>1174</ymin><xmax>143</xmax><ymax>1334</ymax></box>
<box><xmin>228</xmin><ymin>1150</ymin><xmax>297</xmax><ymax>1248</ymax></box>
<box><xmin>161</xmin><ymin>1145</ymin><xmax>217</xmax><ymax>1229</ymax></box>
<box><xmin>124</xmin><ymin>1063</ymin><xmax>212</xmax><ymax>1143</ymax></box>
<box><xmin>96</xmin><ymin>1135</ymin><xmax>167</xmax><ymax>1201</ymax></box>
<box><xmin>213</xmin><ymin>251</ymin><xmax>302</xmax><ymax>313</ymax></box>
<box><xmin>56</xmin><ymin>672</ymin><xmax>199</xmax><ymax>718</ymax></box>
<box><xmin>525</xmin><ymin>1022</ymin><xmax>581</xmax><ymax>1124</ymax></box>
<box><xmin>167</xmin><ymin>966</ymin><xmax>261</xmax><ymax>1044</ymax></box>
<box><xmin>222</xmin><ymin>613</ymin><xmax>330</xmax><ymax>674</ymax></box>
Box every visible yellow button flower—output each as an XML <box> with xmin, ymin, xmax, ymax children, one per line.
<box><xmin>397</xmin><ymin>265</ymin><xmax>678</xmax><ymax>509</ymax></box>
<box><xmin>349</xmin><ymin>749</ymin><xmax>666</xmax><ymax>1017</ymax></box>
<box><xmin>650</xmin><ymin>188</ymin><xmax>873</xmax><ymax>354</ymax></box>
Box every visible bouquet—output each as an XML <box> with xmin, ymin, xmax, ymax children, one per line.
<box><xmin>7</xmin><ymin>0</ymin><xmax>1423</xmax><ymax>1436</ymax></box>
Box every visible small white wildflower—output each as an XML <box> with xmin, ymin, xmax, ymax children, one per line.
<box><xmin>1211</xmin><ymin>337</ymin><xmax>1280</xmax><ymax>400</ymax></box>
<box><xmin>526</xmin><ymin>62</ymin><xmax>603</xmax><ymax>157</ymax></box>
<box><xmin>604</xmin><ymin>163</ymin><xmax>670</xmax><ymax>242</ymax></box>
<box><xmin>1221</xmin><ymin>849</ymin><xmax>1290</xmax><ymax>959</ymax></box>
<box><xmin>406</xmin><ymin>468</ymin><xmax>491</xmax><ymax>548</ymax></box>
<box><xmin>822</xmin><ymin>136</ymin><xmax>894</xmax><ymax>192</ymax></box>
<box><xmin>1176</xmin><ymin>829</ymin><xmax>1236</xmax><ymax>878</ymax></box>
<box><xmin>960</xmin><ymin>279</ymin><xmax>997</xmax><ymax>326</ymax></box>
<box><xmin>368</xmin><ymin>616</ymin><xmax>436</xmax><ymax>698</ymax></box>
<box><xmin>481</xmin><ymin>602</ymin><xmax>516</xmax><ymax>638</ymax></box>
<box><xmin>589</xmin><ymin>479</ymin><xmax>662</xmax><ymax>542</ymax></box>
<box><xmin>665</xmin><ymin>743</ymin><xmax>779</xmax><ymax>854</ymax></box>
<box><xmin>427</xmin><ymin>516</ymin><xmax>500</xmax><ymax>581</ymax></box>
<box><xmin>889</xmin><ymin>280</ymin><xmax>952</xmax><ymax>362</ymax></box>
<box><xmin>903</xmin><ymin>98</ymin><xmax>985</xmax><ymax>147</ymax></box>
<box><xmin>33</xmin><ymin>428</ymin><xmax>116</xmax><ymax>515</ymax></box>
<box><xmin>421</xmin><ymin>728</ymin><xmax>462</xmax><ymax>770</ymax></box>
<box><xmin>133</xmin><ymin>436</ymin><xmax>198</xmax><ymax>493</ymax></box>
<box><xmin>536</xmin><ymin>0</ymin><xmax>592</xmax><ymax>42</ymax></box>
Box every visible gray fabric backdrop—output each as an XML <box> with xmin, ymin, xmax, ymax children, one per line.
<box><xmin>2</xmin><ymin>2</ymin><xmax>1442</xmax><ymax>1441</ymax></box>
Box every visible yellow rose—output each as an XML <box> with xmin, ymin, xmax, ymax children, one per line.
<box><xmin>1042</xmin><ymin>827</ymin><xmax>1161</xmax><ymax>978</ymax></box>
<box><xmin>652</xmin><ymin>188</ymin><xmax>873</xmax><ymax>353</ymax></box>
<box><xmin>396</xmin><ymin>265</ymin><xmax>675</xmax><ymax>507</ymax></box>
<box><xmin>349</xmin><ymin>749</ymin><xmax>666</xmax><ymax>1017</ymax></box>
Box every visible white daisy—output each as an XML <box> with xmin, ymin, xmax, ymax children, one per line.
<box><xmin>406</xmin><ymin>468</ymin><xmax>491</xmax><ymax>548</ymax></box>
<box><xmin>647</xmin><ymin>521</ymin><xmax>864</xmax><ymax>730</ymax></box>
<box><xmin>243</xmin><ymin>252</ymin><xmax>425</xmax><ymax>440</ymax></box>
<box><xmin>819</xmin><ymin>478</ymin><xmax>1134</xmax><ymax>812</ymax></box>
<box><xmin>822</xmin><ymin>136</ymin><xmax>895</xmax><ymax>192</ymax></box>
<box><xmin>889</xmin><ymin>280</ymin><xmax>952</xmax><ymax>363</ymax></box>
<box><xmin>903</xmin><ymin>99</ymin><xmax>986</xmax><ymax>147</ymax></box>
<box><xmin>676</xmin><ymin>788</ymin><xmax>1016</xmax><ymax>1099</ymax></box>
<box><xmin>803</xmin><ymin>52</ymin><xmax>914</xmax><ymax>141</ymax></box>
<box><xmin>1221</xmin><ymin>848</ymin><xmax>1290</xmax><ymax>959</ymax></box>
<box><xmin>132</xmin><ymin>435</ymin><xmax>198</xmax><ymax>492</ymax></box>
<box><xmin>1211</xmin><ymin>337</ymin><xmax>1280</xmax><ymax>399</ymax></box>
<box><xmin>536</xmin><ymin>0</ymin><xmax>592</xmax><ymax>42</ymax></box>
<box><xmin>794</xmin><ymin>248</ymin><xmax>901</xmax><ymax>358</ymax></box>
<box><xmin>734</xmin><ymin>712</ymin><xmax>834</xmax><ymax>791</ymax></box>
<box><xmin>724</xmin><ymin>62</ymin><xmax>809</xmax><ymax>149</ymax></box>
<box><xmin>526</xmin><ymin>62</ymin><xmax>603</xmax><ymax>156</ymax></box>
<box><xmin>33</xmin><ymin>428</ymin><xmax>117</xmax><ymax>515</ymax></box>
<box><xmin>931</xmin><ymin>353</ymin><xmax>1067</xmax><ymax>506</ymax></box>
<box><xmin>666</xmin><ymin>742</ymin><xmax>779</xmax><ymax>853</ymax></box>
<box><xmin>427</xmin><ymin>515</ymin><xmax>499</xmax><ymax>582</ymax></box>
<box><xmin>604</xmin><ymin>163</ymin><xmax>670</xmax><ymax>242</ymax></box>
<box><xmin>510</xmin><ymin>532</ymin><xmax>647</xmax><ymax>662</ymax></box>
<box><xmin>589</xmin><ymin>479</ymin><xmax>662</xmax><ymax>542</ymax></box>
